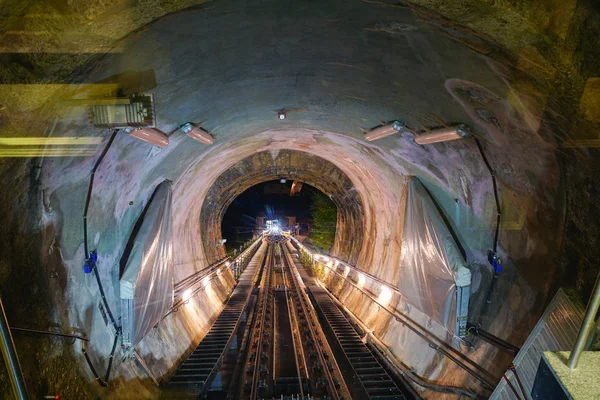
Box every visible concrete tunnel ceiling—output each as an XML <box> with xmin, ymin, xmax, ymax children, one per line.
<box><xmin>199</xmin><ymin>150</ymin><xmax>365</xmax><ymax>265</ymax></box>
<box><xmin>2</xmin><ymin>0</ymin><xmax>597</xmax><ymax>397</ymax></box>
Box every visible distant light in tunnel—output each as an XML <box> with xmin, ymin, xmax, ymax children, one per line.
<box><xmin>378</xmin><ymin>285</ymin><xmax>393</xmax><ymax>307</ymax></box>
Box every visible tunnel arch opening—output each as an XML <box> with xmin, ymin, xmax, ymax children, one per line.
<box><xmin>199</xmin><ymin>149</ymin><xmax>364</xmax><ymax>265</ymax></box>
<box><xmin>220</xmin><ymin>180</ymin><xmax>338</xmax><ymax>255</ymax></box>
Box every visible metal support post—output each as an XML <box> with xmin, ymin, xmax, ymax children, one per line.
<box><xmin>0</xmin><ymin>296</ymin><xmax>29</xmax><ymax>399</ymax></box>
<box><xmin>568</xmin><ymin>272</ymin><xmax>600</xmax><ymax>369</ymax></box>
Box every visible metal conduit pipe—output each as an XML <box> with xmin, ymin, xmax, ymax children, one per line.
<box><xmin>466</xmin><ymin>323</ymin><xmax>519</xmax><ymax>354</ymax></box>
<box><xmin>0</xmin><ymin>296</ymin><xmax>29</xmax><ymax>400</ymax></box>
<box><xmin>323</xmin><ymin>282</ymin><xmax>477</xmax><ymax>399</ymax></box>
<box><xmin>291</xmin><ymin>238</ymin><xmax>494</xmax><ymax>381</ymax></box>
<box><xmin>292</xmin><ymin>241</ymin><xmax>496</xmax><ymax>390</ymax></box>
<box><xmin>10</xmin><ymin>327</ymin><xmax>89</xmax><ymax>342</ymax></box>
<box><xmin>134</xmin><ymin>351</ymin><xmax>159</xmax><ymax>386</ymax></box>
<box><xmin>568</xmin><ymin>271</ymin><xmax>600</xmax><ymax>369</ymax></box>
<box><xmin>83</xmin><ymin>129</ymin><xmax>120</xmax><ymax>332</ymax></box>
<box><xmin>173</xmin><ymin>237</ymin><xmax>262</xmax><ymax>297</ymax></box>
<box><xmin>173</xmin><ymin>258</ymin><xmax>229</xmax><ymax>295</ymax></box>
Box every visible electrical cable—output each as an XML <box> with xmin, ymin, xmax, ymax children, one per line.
<box><xmin>473</xmin><ymin>138</ymin><xmax>501</xmax><ymax>253</ymax></box>
<box><xmin>292</xmin><ymin>241</ymin><xmax>497</xmax><ymax>390</ymax></box>
<box><xmin>81</xmin><ymin>129</ymin><xmax>122</xmax><ymax>387</ymax></box>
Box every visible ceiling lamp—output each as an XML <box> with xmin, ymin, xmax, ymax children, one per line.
<box><xmin>180</xmin><ymin>123</ymin><xmax>214</xmax><ymax>145</ymax></box>
<box><xmin>128</xmin><ymin>128</ymin><xmax>168</xmax><ymax>148</ymax></box>
<box><xmin>414</xmin><ymin>124</ymin><xmax>469</xmax><ymax>145</ymax></box>
<box><xmin>364</xmin><ymin>120</ymin><xmax>406</xmax><ymax>141</ymax></box>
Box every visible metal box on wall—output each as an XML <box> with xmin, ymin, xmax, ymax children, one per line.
<box><xmin>89</xmin><ymin>94</ymin><xmax>155</xmax><ymax>129</ymax></box>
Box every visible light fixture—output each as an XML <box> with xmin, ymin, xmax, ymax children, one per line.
<box><xmin>364</xmin><ymin>120</ymin><xmax>406</xmax><ymax>141</ymax></box>
<box><xmin>280</xmin><ymin>178</ymin><xmax>287</xmax><ymax>183</ymax></box>
<box><xmin>357</xmin><ymin>273</ymin><xmax>366</xmax><ymax>287</ymax></box>
<box><xmin>180</xmin><ymin>122</ymin><xmax>214</xmax><ymax>145</ymax></box>
<box><xmin>414</xmin><ymin>124</ymin><xmax>469</xmax><ymax>145</ymax></box>
<box><xmin>128</xmin><ymin>128</ymin><xmax>169</xmax><ymax>148</ymax></box>
<box><xmin>278</xmin><ymin>110</ymin><xmax>286</xmax><ymax>120</ymax></box>
<box><xmin>378</xmin><ymin>285</ymin><xmax>393</xmax><ymax>307</ymax></box>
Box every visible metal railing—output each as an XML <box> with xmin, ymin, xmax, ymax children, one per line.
<box><xmin>0</xmin><ymin>296</ymin><xmax>28</xmax><ymax>400</ymax></box>
<box><xmin>568</xmin><ymin>271</ymin><xmax>600</xmax><ymax>369</ymax></box>
<box><xmin>290</xmin><ymin>237</ymin><xmax>496</xmax><ymax>392</ymax></box>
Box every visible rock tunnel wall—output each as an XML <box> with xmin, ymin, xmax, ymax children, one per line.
<box><xmin>199</xmin><ymin>150</ymin><xmax>364</xmax><ymax>265</ymax></box>
<box><xmin>0</xmin><ymin>0</ymin><xmax>588</xmax><ymax>397</ymax></box>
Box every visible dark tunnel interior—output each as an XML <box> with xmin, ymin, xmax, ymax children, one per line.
<box><xmin>0</xmin><ymin>0</ymin><xmax>599</xmax><ymax>399</ymax></box>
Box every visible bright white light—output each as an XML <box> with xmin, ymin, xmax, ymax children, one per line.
<box><xmin>203</xmin><ymin>276</ymin><xmax>211</xmax><ymax>287</ymax></box>
<box><xmin>357</xmin><ymin>273</ymin><xmax>366</xmax><ymax>288</ymax></box>
<box><xmin>273</xmin><ymin>226</ymin><xmax>279</xmax><ymax>232</ymax></box>
<box><xmin>343</xmin><ymin>265</ymin><xmax>351</xmax><ymax>278</ymax></box>
<box><xmin>183</xmin><ymin>289</ymin><xmax>193</xmax><ymax>302</ymax></box>
<box><xmin>378</xmin><ymin>285</ymin><xmax>393</xmax><ymax>307</ymax></box>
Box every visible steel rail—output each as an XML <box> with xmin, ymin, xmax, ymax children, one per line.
<box><xmin>307</xmin><ymin>282</ymin><xmax>406</xmax><ymax>399</ymax></box>
<box><xmin>325</xmin><ymin>282</ymin><xmax>475</xmax><ymax>399</ymax></box>
<box><xmin>249</xmin><ymin>245</ymin><xmax>274</xmax><ymax>400</ymax></box>
<box><xmin>279</xmin><ymin>244</ymin><xmax>306</xmax><ymax>399</ymax></box>
<box><xmin>166</xmin><ymin>241</ymin><xmax>268</xmax><ymax>397</ymax></box>
<box><xmin>282</xmin><ymin>241</ymin><xmax>347</xmax><ymax>400</ymax></box>
<box><xmin>292</xmin><ymin>240</ymin><xmax>496</xmax><ymax>391</ymax></box>
<box><xmin>10</xmin><ymin>327</ymin><xmax>89</xmax><ymax>342</ymax></box>
<box><xmin>0</xmin><ymin>296</ymin><xmax>28</xmax><ymax>400</ymax></box>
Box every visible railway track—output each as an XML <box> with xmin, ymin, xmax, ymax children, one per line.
<box><xmin>246</xmin><ymin>243</ymin><xmax>275</xmax><ymax>399</ymax></box>
<box><xmin>284</xmin><ymin>242</ymin><xmax>407</xmax><ymax>400</ymax></box>
<box><xmin>164</xmin><ymin>236</ymin><xmax>414</xmax><ymax>399</ymax></box>
<box><xmin>164</xmin><ymin>241</ymin><xmax>268</xmax><ymax>398</ymax></box>
<box><xmin>281</xmin><ymin>242</ymin><xmax>351</xmax><ymax>400</ymax></box>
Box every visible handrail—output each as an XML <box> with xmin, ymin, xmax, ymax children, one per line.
<box><xmin>173</xmin><ymin>238</ymin><xmax>263</xmax><ymax>298</ymax></box>
<box><xmin>0</xmin><ymin>296</ymin><xmax>28</xmax><ymax>400</ymax></box>
<box><xmin>568</xmin><ymin>271</ymin><xmax>600</xmax><ymax>369</ymax></box>
<box><xmin>291</xmin><ymin>237</ymin><xmax>496</xmax><ymax>390</ymax></box>
<box><xmin>10</xmin><ymin>327</ymin><xmax>89</xmax><ymax>342</ymax></box>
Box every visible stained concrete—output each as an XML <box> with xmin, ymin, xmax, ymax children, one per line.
<box><xmin>200</xmin><ymin>150</ymin><xmax>364</xmax><ymax>265</ymax></box>
<box><xmin>0</xmin><ymin>0</ymin><xmax>592</xmax><ymax>398</ymax></box>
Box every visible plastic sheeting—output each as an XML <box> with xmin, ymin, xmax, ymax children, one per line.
<box><xmin>398</xmin><ymin>177</ymin><xmax>471</xmax><ymax>335</ymax></box>
<box><xmin>120</xmin><ymin>180</ymin><xmax>174</xmax><ymax>347</ymax></box>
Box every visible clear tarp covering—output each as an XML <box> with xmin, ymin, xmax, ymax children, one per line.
<box><xmin>398</xmin><ymin>177</ymin><xmax>471</xmax><ymax>335</ymax></box>
<box><xmin>120</xmin><ymin>180</ymin><xmax>174</xmax><ymax>346</ymax></box>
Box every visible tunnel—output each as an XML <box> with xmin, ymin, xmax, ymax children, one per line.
<box><xmin>0</xmin><ymin>0</ymin><xmax>599</xmax><ymax>399</ymax></box>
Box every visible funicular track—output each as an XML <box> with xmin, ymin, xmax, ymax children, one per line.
<box><xmin>273</xmin><ymin>243</ymin><xmax>307</xmax><ymax>398</ymax></box>
<box><xmin>281</xmin><ymin>240</ymin><xmax>351</xmax><ymax>400</ymax></box>
<box><xmin>240</xmin><ymin>237</ymin><xmax>350</xmax><ymax>400</ymax></box>
<box><xmin>164</xmin><ymin>240</ymin><xmax>268</xmax><ymax>399</ymax></box>
<box><xmin>284</xmin><ymin>242</ymin><xmax>407</xmax><ymax>400</ymax></box>
<box><xmin>246</xmin><ymin>241</ymin><xmax>275</xmax><ymax>399</ymax></box>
